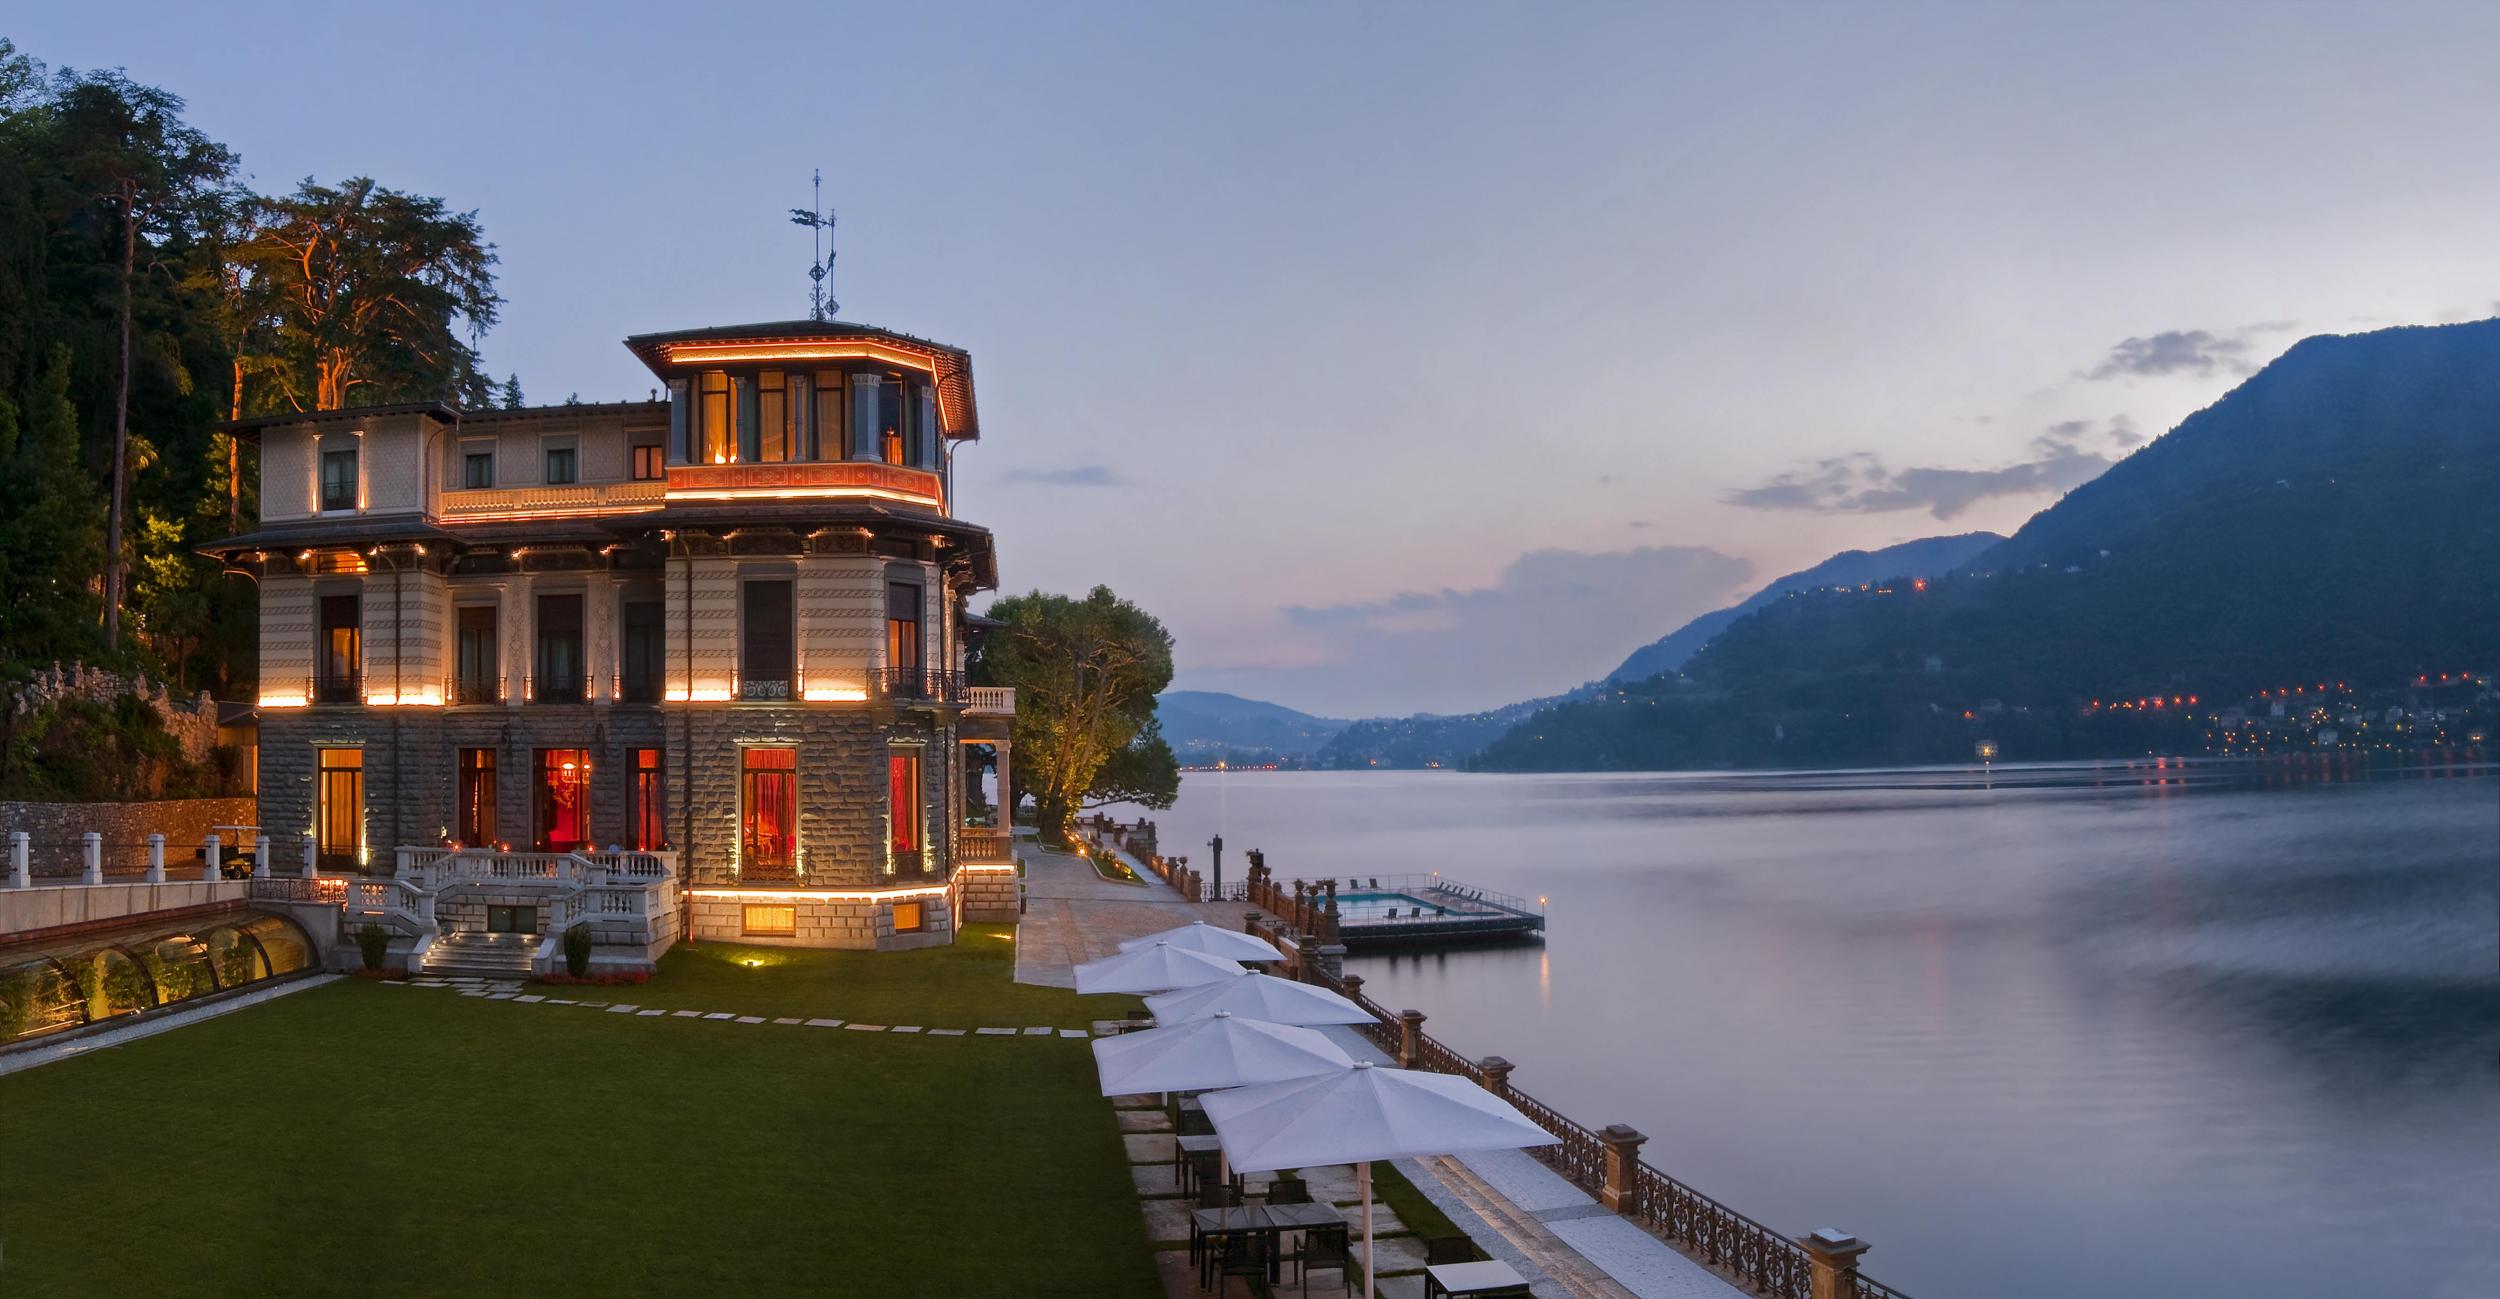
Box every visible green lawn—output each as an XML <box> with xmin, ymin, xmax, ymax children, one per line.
<box><xmin>0</xmin><ymin>933</ymin><xmax>1159</xmax><ymax>1297</ymax></box>
<box><xmin>598</xmin><ymin>924</ymin><xmax>1144</xmax><ymax>1028</ymax></box>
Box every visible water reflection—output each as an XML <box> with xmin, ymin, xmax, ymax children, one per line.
<box><xmin>1109</xmin><ymin>762</ymin><xmax>2500</xmax><ymax>1299</ymax></box>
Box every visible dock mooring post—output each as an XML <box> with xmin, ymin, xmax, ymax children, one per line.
<box><xmin>1799</xmin><ymin>1229</ymin><xmax>1872</xmax><ymax>1299</ymax></box>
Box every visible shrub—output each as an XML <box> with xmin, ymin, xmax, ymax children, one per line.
<box><xmin>356</xmin><ymin>923</ymin><xmax>389</xmax><ymax>971</ymax></box>
<box><xmin>562</xmin><ymin>923</ymin><xmax>593</xmax><ymax>978</ymax></box>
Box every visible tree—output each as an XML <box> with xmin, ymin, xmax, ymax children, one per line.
<box><xmin>500</xmin><ymin>373</ymin><xmax>523</xmax><ymax>409</ymax></box>
<box><xmin>238</xmin><ymin>176</ymin><xmax>500</xmax><ymax>411</ymax></box>
<box><xmin>0</xmin><ymin>349</ymin><xmax>106</xmax><ymax>663</ymax></box>
<box><xmin>46</xmin><ymin>67</ymin><xmax>234</xmax><ymax>650</ymax></box>
<box><xmin>1091</xmin><ymin>715</ymin><xmax>1181</xmax><ymax>811</ymax></box>
<box><xmin>971</xmin><ymin>586</ymin><xmax>1175</xmax><ymax>837</ymax></box>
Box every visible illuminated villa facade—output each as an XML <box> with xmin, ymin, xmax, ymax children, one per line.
<box><xmin>204</xmin><ymin>320</ymin><xmax>1019</xmax><ymax>971</ymax></box>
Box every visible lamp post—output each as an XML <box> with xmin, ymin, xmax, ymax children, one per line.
<box><xmin>1208</xmin><ymin>833</ymin><xmax>1223</xmax><ymax>901</ymax></box>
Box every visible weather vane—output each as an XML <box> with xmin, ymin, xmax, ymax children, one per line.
<box><xmin>790</xmin><ymin>170</ymin><xmax>837</xmax><ymax>321</ymax></box>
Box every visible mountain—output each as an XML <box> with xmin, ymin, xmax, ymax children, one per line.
<box><xmin>1477</xmin><ymin>319</ymin><xmax>2500</xmax><ymax>771</ymax></box>
<box><xmin>1314</xmin><ymin>696</ymin><xmax>1561</xmax><ymax>770</ymax></box>
<box><xmin>1606</xmin><ymin>533</ymin><xmax>2002</xmax><ymax>683</ymax></box>
<box><xmin>1157</xmin><ymin>691</ymin><xmax>1350</xmax><ymax>762</ymax></box>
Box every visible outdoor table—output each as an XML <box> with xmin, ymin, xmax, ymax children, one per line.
<box><xmin>1424</xmin><ymin>1258</ymin><xmax>1530</xmax><ymax>1298</ymax></box>
<box><xmin>1176</xmin><ymin>1094</ymin><xmax>1214</xmax><ymax>1135</ymax></box>
<box><xmin>1191</xmin><ymin>1204</ymin><xmax>1276</xmax><ymax>1289</ymax></box>
<box><xmin>1175</xmin><ymin>1133</ymin><xmax>1225</xmax><ymax>1194</ymax></box>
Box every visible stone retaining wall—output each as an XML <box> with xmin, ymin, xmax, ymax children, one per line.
<box><xmin>1</xmin><ymin>798</ymin><xmax>260</xmax><ymax>877</ymax></box>
<box><xmin>686</xmin><ymin>889</ymin><xmax>953</xmax><ymax>952</ymax></box>
<box><xmin>953</xmin><ymin>867</ymin><xmax>1020</xmax><ymax>923</ymax></box>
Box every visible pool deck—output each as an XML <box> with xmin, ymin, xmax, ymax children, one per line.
<box><xmin>1016</xmin><ymin>833</ymin><xmax>1744</xmax><ymax>1299</ymax></box>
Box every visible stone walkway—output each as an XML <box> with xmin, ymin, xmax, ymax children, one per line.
<box><xmin>1028</xmin><ymin>834</ymin><xmax>1744</xmax><ymax>1299</ymax></box>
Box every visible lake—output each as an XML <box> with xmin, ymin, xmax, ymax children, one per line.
<box><xmin>1109</xmin><ymin>760</ymin><xmax>2500</xmax><ymax>1299</ymax></box>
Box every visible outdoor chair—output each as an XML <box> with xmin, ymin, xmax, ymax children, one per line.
<box><xmin>1266</xmin><ymin>1176</ymin><xmax>1311</xmax><ymax>1204</ymax></box>
<box><xmin>1295</xmin><ymin>1223</ymin><xmax>1354</xmax><ymax>1295</ymax></box>
<box><xmin>1210</xmin><ymin>1230</ymin><xmax>1271</xmax><ymax>1296</ymax></box>
<box><xmin>1195</xmin><ymin>1174</ymin><xmax>1240</xmax><ymax>1209</ymax></box>
<box><xmin>1424</xmin><ymin>1234</ymin><xmax>1481</xmax><ymax>1265</ymax></box>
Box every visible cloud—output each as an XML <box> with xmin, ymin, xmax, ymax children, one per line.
<box><xmin>1184</xmin><ymin>545</ymin><xmax>1752</xmax><ymax>716</ymax></box>
<box><xmin>1726</xmin><ymin>419</ymin><xmax>2138</xmax><ymax>520</ymax></box>
<box><xmin>2083</xmin><ymin>322</ymin><xmax>2294</xmax><ymax>381</ymax></box>
<box><xmin>1001</xmin><ymin>464</ymin><xmax>1125</xmax><ymax>487</ymax></box>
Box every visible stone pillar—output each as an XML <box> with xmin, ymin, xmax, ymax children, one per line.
<box><xmin>1314</xmin><ymin>942</ymin><xmax>1345</xmax><ymax>984</ymax></box>
<box><xmin>1397</xmin><ymin>1009</ymin><xmax>1425</xmax><ymax>1069</ymax></box>
<box><xmin>146</xmin><ymin>833</ymin><xmax>166</xmax><ymax>884</ymax></box>
<box><xmin>301</xmin><ymin>831</ymin><xmax>319</xmax><ymax>878</ymax></box>
<box><xmin>1598</xmin><ymin>1124</ymin><xmax>1647</xmax><ymax>1213</ymax></box>
<box><xmin>81</xmin><ymin>831</ymin><xmax>102</xmax><ymax>884</ymax></box>
<box><xmin>1339</xmin><ymin>973</ymin><xmax>1364</xmax><ymax>1004</ymax></box>
<box><xmin>203</xmin><ymin>833</ymin><xmax>221</xmax><ymax>881</ymax></box>
<box><xmin>253</xmin><ymin>836</ymin><xmax>272</xmax><ymax>880</ymax></box>
<box><xmin>7</xmin><ymin>831</ymin><xmax>27</xmax><ymax>888</ymax></box>
<box><xmin>1480</xmin><ymin>1055</ymin><xmax>1515</xmax><ymax>1097</ymax></box>
<box><xmin>1799</xmin><ymin>1230</ymin><xmax>1872</xmax><ymax>1299</ymax></box>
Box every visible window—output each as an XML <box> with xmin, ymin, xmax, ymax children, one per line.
<box><xmin>810</xmin><ymin>371</ymin><xmax>844</xmax><ymax>460</ymax></box>
<box><xmin>742</xmin><ymin>904</ymin><xmax>797</xmax><ymax>937</ymax></box>
<box><xmin>320</xmin><ymin>446</ymin><xmax>358</xmax><ymax>511</ymax></box>
<box><xmin>317</xmin><ymin>595</ymin><xmax>361</xmax><ymax>703</ymax></box>
<box><xmin>740</xmin><ymin>580</ymin><xmax>793</xmax><ymax>700</ymax></box>
<box><xmin>757</xmin><ymin>370</ymin><xmax>789</xmax><ymax>462</ymax></box>
<box><xmin>888</xmin><ymin>748</ymin><xmax>923</xmax><ymax>874</ymax></box>
<box><xmin>486</xmin><ymin>905</ymin><xmax>537</xmax><ymax>934</ymax></box>
<box><xmin>630</xmin><ymin>443</ymin><xmax>665</xmax><ymax>480</ymax></box>
<box><xmin>457</xmin><ymin>748</ymin><xmax>497</xmax><ymax>845</ymax></box>
<box><xmin>316</xmin><ymin>748</ymin><xmax>363</xmax><ymax>869</ymax></box>
<box><xmin>543</xmin><ymin>445</ymin><xmax>577</xmax><ymax>485</ymax></box>
<box><xmin>893</xmin><ymin>899</ymin><xmax>925</xmax><ymax>933</ymax></box>
<box><xmin>741</xmin><ymin>747</ymin><xmax>798</xmax><ymax>877</ymax></box>
<box><xmin>698</xmin><ymin>370</ymin><xmax>732</xmax><ymax>463</ymax></box>
<box><xmin>621</xmin><ymin>599</ymin><xmax>664</xmax><ymax>703</ymax></box>
<box><xmin>879</xmin><ymin>373</ymin><xmax>907</xmax><ymax>465</ymax></box>
<box><xmin>534</xmin><ymin>594</ymin><xmax>584</xmax><ymax>703</ymax></box>
<box><xmin>463</xmin><ymin>451</ymin><xmax>495</xmax><ymax>489</ymax></box>
<box><xmin>885</xmin><ymin>582</ymin><xmax>922</xmax><ymax>693</ymax></box>
<box><xmin>630</xmin><ymin>748</ymin><xmax>665</xmax><ymax>850</ymax></box>
<box><xmin>455</xmin><ymin>604</ymin><xmax>498</xmax><ymax>703</ymax></box>
<box><xmin>534</xmin><ymin>749</ymin><xmax>591</xmax><ymax>852</ymax></box>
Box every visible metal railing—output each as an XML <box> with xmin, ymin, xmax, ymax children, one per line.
<box><xmin>523</xmin><ymin>673</ymin><xmax>591</xmax><ymax>705</ymax></box>
<box><xmin>739</xmin><ymin>675</ymin><xmax>794</xmax><ymax>702</ymax></box>
<box><xmin>874</xmin><ymin>668</ymin><xmax>966</xmax><ymax>704</ymax></box>
<box><xmin>447</xmin><ymin>675</ymin><xmax>503</xmax><ymax>706</ymax></box>
<box><xmin>311</xmin><ymin>672</ymin><xmax>362</xmax><ymax>705</ymax></box>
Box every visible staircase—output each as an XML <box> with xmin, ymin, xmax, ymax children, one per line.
<box><xmin>422</xmin><ymin>932</ymin><xmax>539</xmax><ymax>979</ymax></box>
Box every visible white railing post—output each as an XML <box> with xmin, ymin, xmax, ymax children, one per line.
<box><xmin>254</xmin><ymin>835</ymin><xmax>271</xmax><ymax>880</ymax></box>
<box><xmin>81</xmin><ymin>831</ymin><xmax>102</xmax><ymax>885</ymax></box>
<box><xmin>301</xmin><ymin>832</ymin><xmax>319</xmax><ymax>879</ymax></box>
<box><xmin>203</xmin><ymin>833</ymin><xmax>221</xmax><ymax>881</ymax></box>
<box><xmin>146</xmin><ymin>833</ymin><xmax>166</xmax><ymax>883</ymax></box>
<box><xmin>7</xmin><ymin>831</ymin><xmax>27</xmax><ymax>888</ymax></box>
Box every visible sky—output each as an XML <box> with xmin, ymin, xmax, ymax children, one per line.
<box><xmin>17</xmin><ymin>2</ymin><xmax>2500</xmax><ymax>717</ymax></box>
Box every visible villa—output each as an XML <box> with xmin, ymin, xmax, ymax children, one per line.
<box><xmin>201</xmin><ymin>318</ymin><xmax>1020</xmax><ymax>971</ymax></box>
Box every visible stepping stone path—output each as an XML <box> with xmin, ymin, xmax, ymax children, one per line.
<box><xmin>421</xmin><ymin>983</ymin><xmax>1097</xmax><ymax>1043</ymax></box>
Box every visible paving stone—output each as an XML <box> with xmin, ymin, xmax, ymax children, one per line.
<box><xmin>702</xmin><ymin>1012</ymin><xmax>734</xmax><ymax>1020</ymax></box>
<box><xmin>1139</xmin><ymin>1196</ymin><xmax>1196</xmax><ymax>1245</ymax></box>
<box><xmin>412</xmin><ymin>979</ymin><xmax>448</xmax><ymax>987</ymax></box>
<box><xmin>514</xmin><ymin>994</ymin><xmax>545</xmax><ymax>1003</ymax></box>
<box><xmin>579</xmin><ymin>1000</ymin><xmax>609</xmax><ymax>1008</ymax></box>
<box><xmin>1130</xmin><ymin>1165</ymin><xmax>1189</xmax><ymax>1197</ymax></box>
<box><xmin>1152</xmin><ymin>1250</ymin><xmax>1198</xmax><ymax>1298</ymax></box>
<box><xmin>976</xmin><ymin>1027</ymin><xmax>1015</xmax><ymax>1036</ymax></box>
<box><xmin>547</xmin><ymin>998</ymin><xmax>577</xmax><ymax>1006</ymax></box>
<box><xmin>734</xmin><ymin>1016</ymin><xmax>766</xmax><ymax>1024</ymax></box>
<box><xmin>1124</xmin><ymin>1133</ymin><xmax>1177</xmax><ymax>1164</ymax></box>
<box><xmin>1370</xmin><ymin>1273</ymin><xmax>1428</xmax><ymax>1299</ymax></box>
<box><xmin>1022</xmin><ymin>1026</ymin><xmax>1052</xmax><ymax>1036</ymax></box>
<box><xmin>1058</xmin><ymin>1028</ymin><xmax>1090</xmax><ymax>1038</ymax></box>
<box><xmin>672</xmin><ymin>1010</ymin><xmax>704</xmax><ymax>1018</ymax></box>
<box><xmin>485</xmin><ymin>992</ymin><xmax>517</xmax><ymax>1001</ymax></box>
<box><xmin>636</xmin><ymin>1009</ymin><xmax>665</xmax><ymax>1017</ymax></box>
<box><xmin>844</xmin><ymin>1023</ymin><xmax>887</xmax><ymax>1032</ymax></box>
<box><xmin>604</xmin><ymin>1004</ymin><xmax>639</xmax><ymax>1014</ymax></box>
<box><xmin>889</xmin><ymin>1025</ymin><xmax>923</xmax><ymax>1033</ymax></box>
<box><xmin>927</xmin><ymin>1028</ymin><xmax>966</xmax><ymax>1036</ymax></box>
<box><xmin>805</xmin><ymin>1018</ymin><xmax>845</xmax><ymax>1027</ymax></box>
<box><xmin>1303</xmin><ymin>1164</ymin><xmax>1362</xmax><ymax>1204</ymax></box>
<box><xmin>771</xmin><ymin>1017</ymin><xmax>803</xmax><ymax>1025</ymax></box>
<box><xmin>459</xmin><ymin>990</ymin><xmax>489</xmax><ymax>998</ymax></box>
<box><xmin>1117</xmin><ymin>1110</ymin><xmax>1174</xmax><ymax>1134</ymax></box>
<box><xmin>1355</xmin><ymin>1233</ymin><xmax>1427</xmax><ymax>1275</ymax></box>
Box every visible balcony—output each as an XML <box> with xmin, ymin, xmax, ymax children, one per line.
<box><xmin>663</xmin><ymin>460</ymin><xmax>946</xmax><ymax>513</ymax></box>
<box><xmin>965</xmin><ymin>686</ymin><xmax>1015</xmax><ymax>717</ymax></box>
<box><xmin>312</xmin><ymin>672</ymin><xmax>362</xmax><ymax>706</ymax></box>
<box><xmin>738</xmin><ymin>675</ymin><xmax>794</xmax><ymax>702</ymax></box>
<box><xmin>447</xmin><ymin>675</ymin><xmax>503</xmax><ymax>706</ymax></box>
<box><xmin>874</xmin><ymin>668</ymin><xmax>966</xmax><ymax>705</ymax></box>
<box><xmin>437</xmin><ymin>478</ymin><xmax>665</xmax><ymax>522</ymax></box>
<box><xmin>523</xmin><ymin>673</ymin><xmax>592</xmax><ymax>705</ymax></box>
<box><xmin>957</xmin><ymin>829</ymin><xmax>1014</xmax><ymax>863</ymax></box>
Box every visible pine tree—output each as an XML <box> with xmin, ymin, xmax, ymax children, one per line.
<box><xmin>500</xmin><ymin>373</ymin><xmax>523</xmax><ymax>408</ymax></box>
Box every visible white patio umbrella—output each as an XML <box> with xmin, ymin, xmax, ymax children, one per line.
<box><xmin>1091</xmin><ymin>1010</ymin><xmax>1354</xmax><ymax>1096</ymax></box>
<box><xmin>1201</xmin><ymin>1062</ymin><xmax>1559</xmax><ymax>1292</ymax></box>
<box><xmin>1143</xmin><ymin>970</ymin><xmax>1375</xmax><ymax>1026</ymax></box>
<box><xmin>1072</xmin><ymin>940</ymin><xmax>1246</xmax><ymax>995</ymax></box>
<box><xmin>1116</xmin><ymin>920</ymin><xmax>1286</xmax><ymax>963</ymax></box>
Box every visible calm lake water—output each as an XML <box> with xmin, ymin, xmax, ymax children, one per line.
<box><xmin>1110</xmin><ymin>761</ymin><xmax>2500</xmax><ymax>1299</ymax></box>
